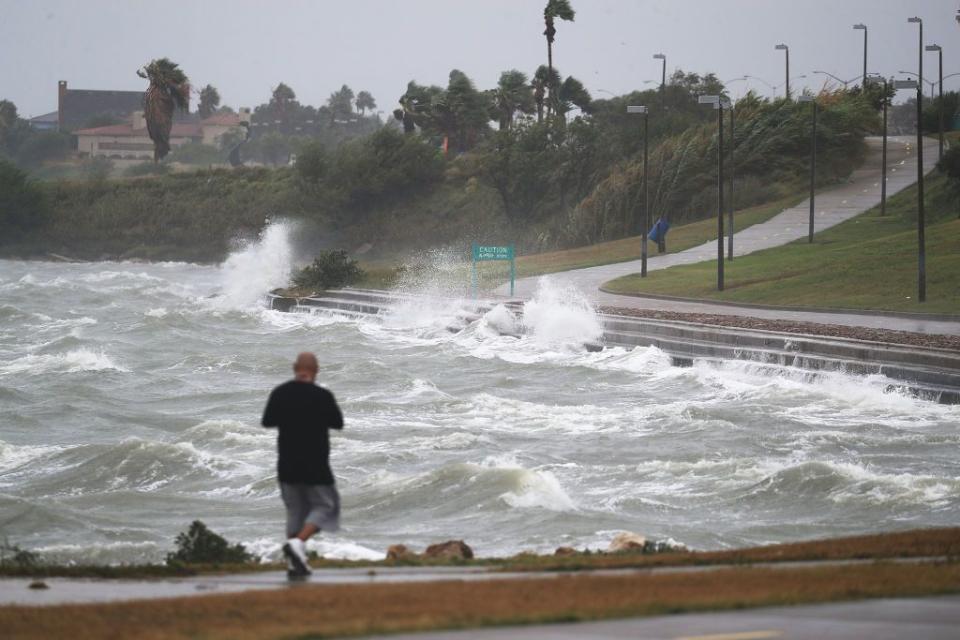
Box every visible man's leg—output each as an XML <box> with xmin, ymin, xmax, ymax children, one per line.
<box><xmin>280</xmin><ymin>484</ymin><xmax>312</xmax><ymax>577</ymax></box>
<box><xmin>295</xmin><ymin>523</ymin><xmax>319</xmax><ymax>541</ymax></box>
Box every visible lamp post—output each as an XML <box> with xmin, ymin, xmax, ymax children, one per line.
<box><xmin>798</xmin><ymin>95</ymin><xmax>818</xmax><ymax>242</ymax></box>
<box><xmin>653</xmin><ymin>53</ymin><xmax>666</xmax><ymax>103</ymax></box>
<box><xmin>744</xmin><ymin>75</ymin><xmax>776</xmax><ymax>98</ymax></box>
<box><xmin>699</xmin><ymin>95</ymin><xmax>728</xmax><ymax>290</ymax></box>
<box><xmin>908</xmin><ymin>15</ymin><xmax>925</xmax><ymax>303</ymax></box>
<box><xmin>775</xmin><ymin>75</ymin><xmax>807</xmax><ymax>97</ymax></box>
<box><xmin>775</xmin><ymin>43</ymin><xmax>790</xmax><ymax>99</ymax></box>
<box><xmin>867</xmin><ymin>74</ymin><xmax>890</xmax><ymax>216</ymax></box>
<box><xmin>898</xmin><ymin>71</ymin><xmax>936</xmax><ymax>99</ymax></box>
<box><xmin>728</xmin><ymin>103</ymin><xmax>736</xmax><ymax>260</ymax></box>
<box><xmin>853</xmin><ymin>24</ymin><xmax>868</xmax><ymax>84</ymax></box>
<box><xmin>926</xmin><ymin>44</ymin><xmax>943</xmax><ymax>160</ymax></box>
<box><xmin>812</xmin><ymin>70</ymin><xmax>858</xmax><ymax>90</ymax></box>
<box><xmin>627</xmin><ymin>105</ymin><xmax>650</xmax><ymax>277</ymax></box>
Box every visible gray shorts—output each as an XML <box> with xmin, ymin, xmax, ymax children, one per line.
<box><xmin>280</xmin><ymin>482</ymin><xmax>341</xmax><ymax>537</ymax></box>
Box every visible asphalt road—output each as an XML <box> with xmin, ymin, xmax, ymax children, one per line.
<box><xmin>360</xmin><ymin>594</ymin><xmax>960</xmax><ymax>640</ymax></box>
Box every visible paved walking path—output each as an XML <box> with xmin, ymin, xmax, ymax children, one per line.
<box><xmin>500</xmin><ymin>136</ymin><xmax>959</xmax><ymax>336</ymax></box>
<box><xmin>362</xmin><ymin>595</ymin><xmax>960</xmax><ymax>640</ymax></box>
<box><xmin>0</xmin><ymin>557</ymin><xmax>944</xmax><ymax>607</ymax></box>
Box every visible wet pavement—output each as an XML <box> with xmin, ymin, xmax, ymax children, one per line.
<box><xmin>361</xmin><ymin>595</ymin><xmax>960</xmax><ymax>640</ymax></box>
<box><xmin>0</xmin><ymin>557</ymin><xmax>947</xmax><ymax>607</ymax></box>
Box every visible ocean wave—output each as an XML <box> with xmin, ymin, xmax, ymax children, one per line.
<box><xmin>244</xmin><ymin>536</ymin><xmax>384</xmax><ymax>562</ymax></box>
<box><xmin>0</xmin><ymin>348</ymin><xmax>127</xmax><ymax>375</ymax></box>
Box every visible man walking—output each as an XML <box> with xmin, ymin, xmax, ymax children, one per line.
<box><xmin>262</xmin><ymin>352</ymin><xmax>344</xmax><ymax>579</ymax></box>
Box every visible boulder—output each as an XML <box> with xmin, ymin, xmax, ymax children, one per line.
<box><xmin>554</xmin><ymin>546</ymin><xmax>578</xmax><ymax>556</ymax></box>
<box><xmin>386</xmin><ymin>544</ymin><xmax>417</xmax><ymax>561</ymax></box>
<box><xmin>424</xmin><ymin>540</ymin><xmax>474</xmax><ymax>560</ymax></box>
<box><xmin>608</xmin><ymin>532</ymin><xmax>647</xmax><ymax>553</ymax></box>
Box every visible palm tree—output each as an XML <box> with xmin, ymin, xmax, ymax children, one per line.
<box><xmin>197</xmin><ymin>84</ymin><xmax>220</xmax><ymax>119</ymax></box>
<box><xmin>137</xmin><ymin>58</ymin><xmax>190</xmax><ymax>161</ymax></box>
<box><xmin>543</xmin><ymin>0</ymin><xmax>575</xmax><ymax>112</ymax></box>
<box><xmin>532</xmin><ymin>65</ymin><xmax>560</xmax><ymax>122</ymax></box>
<box><xmin>355</xmin><ymin>91</ymin><xmax>376</xmax><ymax>116</ymax></box>
<box><xmin>556</xmin><ymin>76</ymin><xmax>592</xmax><ymax>121</ymax></box>
<box><xmin>492</xmin><ymin>70</ymin><xmax>535</xmax><ymax>130</ymax></box>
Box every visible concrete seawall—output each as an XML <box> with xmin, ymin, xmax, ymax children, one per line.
<box><xmin>267</xmin><ymin>289</ymin><xmax>960</xmax><ymax>404</ymax></box>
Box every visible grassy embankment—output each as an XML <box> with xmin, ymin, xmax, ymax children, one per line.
<box><xmin>2</xmin><ymin>529</ymin><xmax>959</xmax><ymax>640</ymax></box>
<box><xmin>513</xmin><ymin>193</ymin><xmax>804</xmax><ymax>278</ymax></box>
<box><xmin>408</xmin><ymin>193</ymin><xmax>805</xmax><ymax>294</ymax></box>
<box><xmin>604</xmin><ymin>172</ymin><xmax>960</xmax><ymax>314</ymax></box>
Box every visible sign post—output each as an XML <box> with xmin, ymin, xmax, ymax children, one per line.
<box><xmin>471</xmin><ymin>243</ymin><xmax>516</xmax><ymax>298</ymax></box>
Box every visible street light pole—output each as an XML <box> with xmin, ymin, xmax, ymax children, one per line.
<box><xmin>926</xmin><ymin>44</ymin><xmax>943</xmax><ymax>160</ymax></box>
<box><xmin>908</xmin><ymin>16</ymin><xmax>925</xmax><ymax>303</ymax></box>
<box><xmin>775</xmin><ymin>44</ymin><xmax>790</xmax><ymax>99</ymax></box>
<box><xmin>627</xmin><ymin>106</ymin><xmax>650</xmax><ymax>277</ymax></box>
<box><xmin>653</xmin><ymin>53</ymin><xmax>666</xmax><ymax>103</ymax></box>
<box><xmin>868</xmin><ymin>74</ymin><xmax>890</xmax><ymax>216</ymax></box>
<box><xmin>853</xmin><ymin>24</ymin><xmax>868</xmax><ymax>84</ymax></box>
<box><xmin>728</xmin><ymin>104</ymin><xmax>735</xmax><ymax>261</ymax></box>
<box><xmin>699</xmin><ymin>95</ymin><xmax>726</xmax><ymax>290</ymax></box>
<box><xmin>798</xmin><ymin>95</ymin><xmax>817</xmax><ymax>242</ymax></box>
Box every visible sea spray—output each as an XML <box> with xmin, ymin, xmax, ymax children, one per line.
<box><xmin>522</xmin><ymin>277</ymin><xmax>603</xmax><ymax>347</ymax></box>
<box><xmin>380</xmin><ymin>248</ymin><xmax>473</xmax><ymax>331</ymax></box>
<box><xmin>217</xmin><ymin>221</ymin><xmax>295</xmax><ymax>309</ymax></box>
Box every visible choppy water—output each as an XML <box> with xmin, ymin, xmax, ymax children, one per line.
<box><xmin>1</xmin><ymin>226</ymin><xmax>958</xmax><ymax>564</ymax></box>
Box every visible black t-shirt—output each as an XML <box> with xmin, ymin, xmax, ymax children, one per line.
<box><xmin>261</xmin><ymin>380</ymin><xmax>344</xmax><ymax>485</ymax></box>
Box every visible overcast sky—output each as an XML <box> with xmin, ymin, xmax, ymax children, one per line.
<box><xmin>2</xmin><ymin>0</ymin><xmax>958</xmax><ymax>118</ymax></box>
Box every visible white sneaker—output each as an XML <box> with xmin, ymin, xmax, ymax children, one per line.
<box><xmin>282</xmin><ymin>538</ymin><xmax>311</xmax><ymax>578</ymax></box>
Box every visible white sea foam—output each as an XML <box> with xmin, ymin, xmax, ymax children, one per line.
<box><xmin>522</xmin><ymin>278</ymin><xmax>602</xmax><ymax>347</ymax></box>
<box><xmin>216</xmin><ymin>221</ymin><xmax>295</xmax><ymax>309</ymax></box>
<box><xmin>0</xmin><ymin>348</ymin><xmax>128</xmax><ymax>375</ymax></box>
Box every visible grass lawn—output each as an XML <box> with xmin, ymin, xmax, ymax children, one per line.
<box><xmin>604</xmin><ymin>173</ymin><xmax>960</xmax><ymax>314</ymax></box>
<box><xmin>515</xmin><ymin>194</ymin><xmax>804</xmax><ymax>278</ymax></box>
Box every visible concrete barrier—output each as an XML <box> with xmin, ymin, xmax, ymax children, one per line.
<box><xmin>267</xmin><ymin>290</ymin><xmax>960</xmax><ymax>404</ymax></box>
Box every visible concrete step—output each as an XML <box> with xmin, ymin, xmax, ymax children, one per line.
<box><xmin>265</xmin><ymin>289</ymin><xmax>960</xmax><ymax>404</ymax></box>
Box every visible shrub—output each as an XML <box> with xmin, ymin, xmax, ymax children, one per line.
<box><xmin>937</xmin><ymin>145</ymin><xmax>960</xmax><ymax>181</ymax></box>
<box><xmin>124</xmin><ymin>161</ymin><xmax>171</xmax><ymax>177</ymax></box>
<box><xmin>0</xmin><ymin>538</ymin><xmax>40</xmax><ymax>568</ymax></box>
<box><xmin>0</xmin><ymin>158</ymin><xmax>46</xmax><ymax>235</ymax></box>
<box><xmin>165</xmin><ymin>520</ymin><xmax>253</xmax><ymax>565</ymax></box>
<box><xmin>292</xmin><ymin>250</ymin><xmax>365</xmax><ymax>290</ymax></box>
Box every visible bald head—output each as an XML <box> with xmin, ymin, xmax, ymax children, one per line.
<box><xmin>293</xmin><ymin>352</ymin><xmax>318</xmax><ymax>382</ymax></box>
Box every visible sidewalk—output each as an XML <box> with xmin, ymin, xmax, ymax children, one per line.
<box><xmin>502</xmin><ymin>136</ymin><xmax>959</xmax><ymax>336</ymax></box>
<box><xmin>361</xmin><ymin>595</ymin><xmax>960</xmax><ymax>640</ymax></box>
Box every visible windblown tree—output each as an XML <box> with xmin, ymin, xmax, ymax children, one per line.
<box><xmin>394</xmin><ymin>81</ymin><xmax>444</xmax><ymax>134</ymax></box>
<box><xmin>197</xmin><ymin>84</ymin><xmax>221</xmax><ymax>119</ymax></box>
<box><xmin>137</xmin><ymin>58</ymin><xmax>190</xmax><ymax>161</ymax></box>
<box><xmin>555</xmin><ymin>75</ymin><xmax>592</xmax><ymax>122</ymax></box>
<box><xmin>532</xmin><ymin>65</ymin><xmax>560</xmax><ymax>122</ymax></box>
<box><xmin>328</xmin><ymin>85</ymin><xmax>355</xmax><ymax>121</ymax></box>
<box><xmin>355</xmin><ymin>90</ymin><xmax>376</xmax><ymax>116</ymax></box>
<box><xmin>543</xmin><ymin>0</ymin><xmax>575</xmax><ymax>113</ymax></box>
<box><xmin>491</xmin><ymin>70</ymin><xmax>535</xmax><ymax>130</ymax></box>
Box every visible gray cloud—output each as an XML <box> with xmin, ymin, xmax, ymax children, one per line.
<box><xmin>1</xmin><ymin>0</ymin><xmax>957</xmax><ymax>118</ymax></box>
